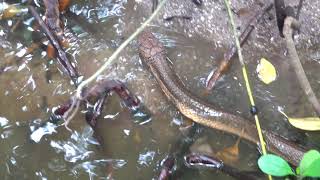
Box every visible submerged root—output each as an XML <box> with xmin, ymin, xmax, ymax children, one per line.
<box><xmin>283</xmin><ymin>16</ymin><xmax>320</xmax><ymax>116</ymax></box>
<box><xmin>62</xmin><ymin>97</ymin><xmax>80</xmax><ymax>132</ymax></box>
<box><xmin>53</xmin><ymin>80</ymin><xmax>140</xmax><ymax>131</ymax></box>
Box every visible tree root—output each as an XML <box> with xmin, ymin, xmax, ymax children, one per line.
<box><xmin>52</xmin><ymin>79</ymin><xmax>140</xmax><ymax>128</ymax></box>
<box><xmin>283</xmin><ymin>16</ymin><xmax>320</xmax><ymax>116</ymax></box>
<box><xmin>28</xmin><ymin>5</ymin><xmax>78</xmax><ymax>83</ymax></box>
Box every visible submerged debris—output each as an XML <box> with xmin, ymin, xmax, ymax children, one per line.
<box><xmin>185</xmin><ymin>153</ymin><xmax>264</xmax><ymax>180</ymax></box>
<box><xmin>205</xmin><ymin>3</ymin><xmax>273</xmax><ymax>91</ymax></box>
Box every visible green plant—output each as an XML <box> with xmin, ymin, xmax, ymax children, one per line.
<box><xmin>258</xmin><ymin>150</ymin><xmax>320</xmax><ymax>179</ymax></box>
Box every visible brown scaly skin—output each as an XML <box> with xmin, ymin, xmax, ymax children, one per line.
<box><xmin>138</xmin><ymin>31</ymin><xmax>305</xmax><ymax>166</ymax></box>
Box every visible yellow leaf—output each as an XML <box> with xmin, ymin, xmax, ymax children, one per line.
<box><xmin>280</xmin><ymin>111</ymin><xmax>320</xmax><ymax>131</ymax></box>
<box><xmin>1</xmin><ymin>4</ymin><xmax>26</xmax><ymax>19</ymax></box>
<box><xmin>257</xmin><ymin>58</ymin><xmax>277</xmax><ymax>84</ymax></box>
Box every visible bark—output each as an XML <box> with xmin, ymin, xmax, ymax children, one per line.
<box><xmin>283</xmin><ymin>16</ymin><xmax>320</xmax><ymax>116</ymax></box>
<box><xmin>28</xmin><ymin>6</ymin><xmax>78</xmax><ymax>82</ymax></box>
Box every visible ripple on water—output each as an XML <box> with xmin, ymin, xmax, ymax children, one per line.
<box><xmin>71</xmin><ymin>159</ymin><xmax>127</xmax><ymax>179</ymax></box>
<box><xmin>49</xmin><ymin>127</ymin><xmax>99</xmax><ymax>163</ymax></box>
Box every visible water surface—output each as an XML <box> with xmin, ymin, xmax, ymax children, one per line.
<box><xmin>0</xmin><ymin>0</ymin><xmax>319</xmax><ymax>179</ymax></box>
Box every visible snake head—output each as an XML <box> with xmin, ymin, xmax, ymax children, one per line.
<box><xmin>138</xmin><ymin>31</ymin><xmax>165</xmax><ymax>63</ymax></box>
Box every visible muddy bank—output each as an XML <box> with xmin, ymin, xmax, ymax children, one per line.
<box><xmin>137</xmin><ymin>0</ymin><xmax>320</xmax><ymax>46</ymax></box>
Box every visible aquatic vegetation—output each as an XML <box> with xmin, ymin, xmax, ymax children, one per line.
<box><xmin>258</xmin><ymin>150</ymin><xmax>320</xmax><ymax>178</ymax></box>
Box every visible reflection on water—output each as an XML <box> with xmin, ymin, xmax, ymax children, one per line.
<box><xmin>0</xmin><ymin>0</ymin><xmax>320</xmax><ymax>179</ymax></box>
<box><xmin>50</xmin><ymin>127</ymin><xmax>97</xmax><ymax>163</ymax></box>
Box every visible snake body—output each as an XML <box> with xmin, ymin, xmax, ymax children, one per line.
<box><xmin>138</xmin><ymin>31</ymin><xmax>305</xmax><ymax>166</ymax></box>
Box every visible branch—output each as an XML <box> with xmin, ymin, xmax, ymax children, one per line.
<box><xmin>283</xmin><ymin>16</ymin><xmax>320</xmax><ymax>116</ymax></box>
<box><xmin>296</xmin><ymin>0</ymin><xmax>304</xmax><ymax>20</ymax></box>
<box><xmin>51</xmin><ymin>79</ymin><xmax>140</xmax><ymax>129</ymax></box>
<box><xmin>206</xmin><ymin>3</ymin><xmax>273</xmax><ymax>91</ymax></box>
<box><xmin>75</xmin><ymin>0</ymin><xmax>168</xmax><ymax>99</ymax></box>
<box><xmin>28</xmin><ymin>6</ymin><xmax>78</xmax><ymax>83</ymax></box>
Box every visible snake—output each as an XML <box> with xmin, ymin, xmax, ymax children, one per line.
<box><xmin>138</xmin><ymin>31</ymin><xmax>306</xmax><ymax>166</ymax></box>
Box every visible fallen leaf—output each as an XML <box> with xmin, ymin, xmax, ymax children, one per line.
<box><xmin>280</xmin><ymin>111</ymin><xmax>320</xmax><ymax>131</ymax></box>
<box><xmin>59</xmin><ymin>0</ymin><xmax>71</xmax><ymax>12</ymax></box>
<box><xmin>256</xmin><ymin>58</ymin><xmax>277</xmax><ymax>84</ymax></box>
<box><xmin>1</xmin><ymin>4</ymin><xmax>26</xmax><ymax>19</ymax></box>
<box><xmin>46</xmin><ymin>44</ymin><xmax>57</xmax><ymax>59</ymax></box>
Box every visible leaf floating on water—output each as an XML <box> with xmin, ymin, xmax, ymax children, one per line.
<box><xmin>59</xmin><ymin>0</ymin><xmax>71</xmax><ymax>12</ymax></box>
<box><xmin>280</xmin><ymin>111</ymin><xmax>320</xmax><ymax>131</ymax></box>
<box><xmin>237</xmin><ymin>8</ymin><xmax>251</xmax><ymax>17</ymax></box>
<box><xmin>0</xmin><ymin>3</ymin><xmax>27</xmax><ymax>19</ymax></box>
<box><xmin>256</xmin><ymin>58</ymin><xmax>277</xmax><ymax>84</ymax></box>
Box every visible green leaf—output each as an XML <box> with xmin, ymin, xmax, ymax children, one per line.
<box><xmin>258</xmin><ymin>154</ymin><xmax>295</xmax><ymax>177</ymax></box>
<box><xmin>299</xmin><ymin>150</ymin><xmax>320</xmax><ymax>177</ymax></box>
<box><xmin>303</xmin><ymin>159</ymin><xmax>320</xmax><ymax>177</ymax></box>
<box><xmin>296</xmin><ymin>167</ymin><xmax>300</xmax><ymax>175</ymax></box>
<box><xmin>299</xmin><ymin>150</ymin><xmax>320</xmax><ymax>173</ymax></box>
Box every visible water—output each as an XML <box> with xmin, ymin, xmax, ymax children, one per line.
<box><xmin>0</xmin><ymin>0</ymin><xmax>320</xmax><ymax>179</ymax></box>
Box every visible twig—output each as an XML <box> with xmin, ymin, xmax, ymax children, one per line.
<box><xmin>158</xmin><ymin>156</ymin><xmax>175</xmax><ymax>180</ymax></box>
<box><xmin>274</xmin><ymin>0</ymin><xmax>286</xmax><ymax>37</ymax></box>
<box><xmin>28</xmin><ymin>6</ymin><xmax>78</xmax><ymax>83</ymax></box>
<box><xmin>75</xmin><ymin>0</ymin><xmax>168</xmax><ymax>99</ymax></box>
<box><xmin>206</xmin><ymin>3</ymin><xmax>273</xmax><ymax>91</ymax></box>
<box><xmin>52</xmin><ymin>80</ymin><xmax>140</xmax><ymax>128</ymax></box>
<box><xmin>62</xmin><ymin>99</ymin><xmax>80</xmax><ymax>131</ymax></box>
<box><xmin>295</xmin><ymin>0</ymin><xmax>304</xmax><ymax>20</ymax></box>
<box><xmin>61</xmin><ymin>96</ymin><xmax>78</xmax><ymax>129</ymax></box>
<box><xmin>152</xmin><ymin>0</ymin><xmax>158</xmax><ymax>13</ymax></box>
<box><xmin>283</xmin><ymin>16</ymin><xmax>320</xmax><ymax>116</ymax></box>
<box><xmin>223</xmin><ymin>0</ymin><xmax>271</xmax><ymax>179</ymax></box>
<box><xmin>85</xmin><ymin>94</ymin><xmax>108</xmax><ymax>129</ymax></box>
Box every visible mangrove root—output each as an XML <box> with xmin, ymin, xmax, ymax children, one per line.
<box><xmin>28</xmin><ymin>5</ymin><xmax>78</xmax><ymax>83</ymax></box>
<box><xmin>283</xmin><ymin>16</ymin><xmax>320</xmax><ymax>116</ymax></box>
<box><xmin>52</xmin><ymin>79</ymin><xmax>140</xmax><ymax>125</ymax></box>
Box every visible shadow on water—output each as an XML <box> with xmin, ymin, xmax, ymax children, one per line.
<box><xmin>0</xmin><ymin>0</ymin><xmax>319</xmax><ymax>179</ymax></box>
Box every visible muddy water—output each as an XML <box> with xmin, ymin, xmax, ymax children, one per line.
<box><xmin>0</xmin><ymin>0</ymin><xmax>319</xmax><ymax>179</ymax></box>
